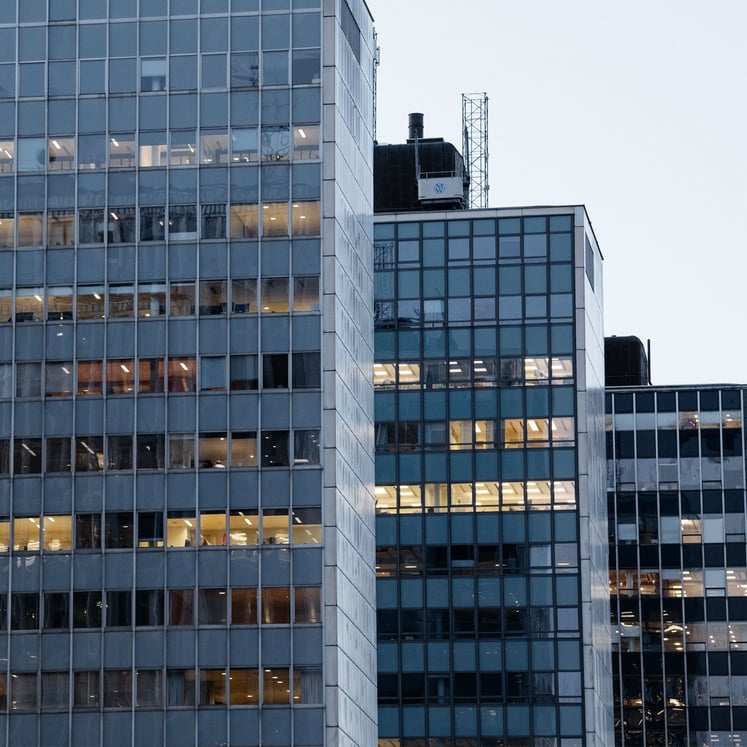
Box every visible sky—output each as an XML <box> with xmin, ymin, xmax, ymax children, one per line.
<box><xmin>370</xmin><ymin>0</ymin><xmax>747</xmax><ymax>386</ymax></box>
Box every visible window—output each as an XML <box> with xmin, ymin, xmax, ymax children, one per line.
<box><xmin>228</xmin><ymin>512</ymin><xmax>259</xmax><ymax>545</ymax></box>
<box><xmin>137</xmin><ymin>434</ymin><xmax>165</xmax><ymax>469</ymax></box>
<box><xmin>107</xmin><ymin>435</ymin><xmax>133</xmax><ymax>470</ymax></box>
<box><xmin>169</xmin><ymin>589</ymin><xmax>194</xmax><ymax>625</ymax></box>
<box><xmin>105</xmin><ymin>512</ymin><xmax>133</xmax><ymax>549</ymax></box>
<box><xmin>166</xmin><ymin>670</ymin><xmax>195</xmax><ymax>706</ymax></box>
<box><xmin>138</xmin><ymin>284</ymin><xmax>167</xmax><ymax>318</ymax></box>
<box><xmin>293</xmin><ymin>276</ymin><xmax>319</xmax><ymax>311</ymax></box>
<box><xmin>108</xmin><ymin>286</ymin><xmax>135</xmax><ymax>318</ymax></box>
<box><xmin>73</xmin><ymin>592</ymin><xmax>102</xmax><ymax>628</ymax></box>
<box><xmin>261</xmin><ymin>588</ymin><xmax>290</xmax><ymax>624</ymax></box>
<box><xmin>262</xmin><ymin>202</ymin><xmax>289</xmax><ymax>237</ymax></box>
<box><xmin>231</xmin><ymin>433</ymin><xmax>257</xmax><ymax>467</ymax></box>
<box><xmin>263</xmin><ymin>668</ymin><xmax>291</xmax><ymax>704</ymax></box>
<box><xmin>201</xmin><ymin>203</ymin><xmax>226</xmax><ymax>239</ymax></box>
<box><xmin>229</xmin><ymin>204</ymin><xmax>259</xmax><ymax>238</ymax></box>
<box><xmin>108</xmin><ymin>134</ymin><xmax>136</xmax><ymax>168</ymax></box>
<box><xmin>12</xmin><ymin>593</ymin><xmax>39</xmax><ymax>629</ymax></box>
<box><xmin>11</xmin><ymin>673</ymin><xmax>37</xmax><ymax>709</ymax></box>
<box><xmin>137</xmin><ymin>512</ymin><xmax>164</xmax><ymax>548</ymax></box>
<box><xmin>76</xmin><ymin>514</ymin><xmax>101</xmax><ymax>550</ymax></box>
<box><xmin>170</xmin><ymin>131</ymin><xmax>197</xmax><ymax>166</ymax></box>
<box><xmin>262</xmin><ymin>509</ymin><xmax>288</xmax><ymax>545</ymax></box>
<box><xmin>261</xmin><ymin>126</ymin><xmax>290</xmax><ymax>162</ymax></box>
<box><xmin>291</xmin><ymin>201</ymin><xmax>320</xmax><ymax>236</ymax></box>
<box><xmin>45</xmin><ymin>362</ymin><xmax>74</xmax><ymax>397</ymax></box>
<box><xmin>294</xmin><ymin>430</ymin><xmax>320</xmax><ymax>465</ymax></box>
<box><xmin>169</xmin><ymin>283</ymin><xmax>195</xmax><ymax>316</ymax></box>
<box><xmin>43</xmin><ymin>593</ymin><xmax>69</xmax><ymax>629</ymax></box>
<box><xmin>77</xmin><ymin>287</ymin><xmax>105</xmax><ymax>320</ymax></box>
<box><xmin>231</xmin><ymin>127</ymin><xmax>258</xmax><ymax>162</ymax></box>
<box><xmin>106</xmin><ymin>359</ymin><xmax>135</xmax><ymax>394</ymax></box>
<box><xmin>261</xmin><ymin>277</ymin><xmax>289</xmax><ymax>312</ymax></box>
<box><xmin>47</xmin><ymin>287</ymin><xmax>73</xmax><ymax>320</ymax></box>
<box><xmin>293</xmin><ymin>125</ymin><xmax>319</xmax><ymax>160</ymax></box>
<box><xmin>139</xmin><ymin>359</ymin><xmax>165</xmax><ymax>393</ymax></box>
<box><xmin>106</xmin><ymin>591</ymin><xmax>132</xmax><ymax>627</ymax></box>
<box><xmin>169</xmin><ymin>205</ymin><xmax>197</xmax><ymax>239</ymax></box>
<box><xmin>294</xmin><ymin>587</ymin><xmax>321</xmax><ymax>623</ymax></box>
<box><xmin>108</xmin><ymin>208</ymin><xmax>137</xmax><ymax>243</ymax></box>
<box><xmin>201</xmin><ymin>357</ymin><xmax>226</xmax><ymax>391</ymax></box>
<box><xmin>231</xmin><ymin>278</ymin><xmax>256</xmax><ymax>313</ymax></box>
<box><xmin>200</xmin><ymin>131</ymin><xmax>228</xmax><ymax>165</ymax></box>
<box><xmin>15</xmin><ymin>440</ymin><xmax>43</xmax><ymax>474</ymax></box>
<box><xmin>261</xmin><ymin>431</ymin><xmax>289</xmax><ymax>467</ymax></box>
<box><xmin>43</xmin><ymin>515</ymin><xmax>72</xmax><ymax>551</ymax></box>
<box><xmin>230</xmin><ymin>355</ymin><xmax>258</xmax><ymax>390</ymax></box>
<box><xmin>292</xmin><ymin>352</ymin><xmax>320</xmax><ymax>389</ymax></box>
<box><xmin>103</xmin><ymin>670</ymin><xmax>132</xmax><ymax>708</ymax></box>
<box><xmin>292</xmin><ymin>509</ymin><xmax>321</xmax><ymax>545</ymax></box>
<box><xmin>231</xmin><ymin>589</ymin><xmax>257</xmax><ymax>625</ymax></box>
<box><xmin>198</xmin><ymin>589</ymin><xmax>227</xmax><ymax>625</ymax></box>
<box><xmin>74</xmin><ymin>672</ymin><xmax>99</xmax><ymax>708</ymax></box>
<box><xmin>167</xmin><ymin>512</ymin><xmax>197</xmax><ymax>547</ymax></box>
<box><xmin>200</xmin><ymin>511</ymin><xmax>226</xmax><ymax>546</ymax></box>
<box><xmin>199</xmin><ymin>670</ymin><xmax>226</xmax><ymax>706</ymax></box>
<box><xmin>168</xmin><ymin>358</ymin><xmax>196</xmax><ymax>392</ymax></box>
<box><xmin>169</xmin><ymin>435</ymin><xmax>195</xmax><ymax>469</ymax></box>
<box><xmin>135</xmin><ymin>591</ymin><xmax>164</xmax><ymax>627</ymax></box>
<box><xmin>136</xmin><ymin>670</ymin><xmax>162</xmax><ymax>707</ymax></box>
<box><xmin>140</xmin><ymin>206</ymin><xmax>166</xmax><ymax>241</ymax></box>
<box><xmin>48</xmin><ymin>137</ymin><xmax>75</xmax><ymax>171</ymax></box>
<box><xmin>47</xmin><ymin>210</ymin><xmax>75</xmax><ymax>245</ymax></box>
<box><xmin>141</xmin><ymin>58</ymin><xmax>166</xmax><ymax>91</ymax></box>
<box><xmin>199</xmin><ymin>433</ymin><xmax>228</xmax><ymax>469</ymax></box>
<box><xmin>263</xmin><ymin>354</ymin><xmax>288</xmax><ymax>388</ymax></box>
<box><xmin>199</xmin><ymin>280</ymin><xmax>228</xmax><ymax>315</ymax></box>
<box><xmin>229</xmin><ymin>669</ymin><xmax>259</xmax><ymax>705</ymax></box>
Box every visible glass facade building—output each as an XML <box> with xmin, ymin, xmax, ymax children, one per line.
<box><xmin>373</xmin><ymin>207</ymin><xmax>612</xmax><ymax>746</ymax></box>
<box><xmin>608</xmin><ymin>385</ymin><xmax>747</xmax><ymax>746</ymax></box>
<box><xmin>0</xmin><ymin>0</ymin><xmax>377</xmax><ymax>745</ymax></box>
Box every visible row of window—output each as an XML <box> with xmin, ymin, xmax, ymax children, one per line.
<box><xmin>0</xmin><ymin>666</ymin><xmax>322</xmax><ymax>711</ymax></box>
<box><xmin>0</xmin><ymin>508</ymin><xmax>321</xmax><ymax>552</ymax></box>
<box><xmin>0</xmin><ymin>125</ymin><xmax>319</xmax><ymax>173</ymax></box>
<box><xmin>1</xmin><ymin>278</ymin><xmax>319</xmax><ymax>320</ymax></box>
<box><xmin>374</xmin><ymin>481</ymin><xmax>576</xmax><ymax>514</ymax></box>
<box><xmin>375</xmin><ymin>419</ymin><xmax>576</xmax><ymax>453</ymax></box>
<box><xmin>374</xmin><ymin>358</ymin><xmax>574</xmax><ymax>390</ymax></box>
<box><xmin>611</xmin><ymin>568</ymin><xmax>747</xmax><ymax>600</ymax></box>
<box><xmin>2</xmin><ymin>47</ymin><xmax>321</xmax><ymax>101</ymax></box>
<box><xmin>2</xmin><ymin>353</ymin><xmax>320</xmax><ymax>397</ymax></box>
<box><xmin>1</xmin><ymin>585</ymin><xmax>321</xmax><ymax>629</ymax></box>
<box><xmin>0</xmin><ymin>201</ymin><xmax>321</xmax><ymax>247</ymax></box>
<box><xmin>2</xmin><ymin>429</ymin><xmax>320</xmax><ymax>474</ymax></box>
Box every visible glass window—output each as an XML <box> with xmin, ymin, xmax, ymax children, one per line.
<box><xmin>200</xmin><ymin>511</ymin><xmax>226</xmax><ymax>546</ymax></box>
<box><xmin>46</xmin><ymin>437</ymin><xmax>72</xmax><ymax>472</ymax></box>
<box><xmin>201</xmin><ymin>203</ymin><xmax>226</xmax><ymax>239</ymax></box>
<box><xmin>291</xmin><ymin>509</ymin><xmax>321</xmax><ymax>545</ymax></box>
<box><xmin>199</xmin><ymin>433</ymin><xmax>228</xmax><ymax>469</ymax></box>
<box><xmin>294</xmin><ymin>430</ymin><xmax>320</xmax><ymax>465</ymax></box>
<box><xmin>231</xmin><ymin>128</ymin><xmax>258</xmax><ymax>163</ymax></box>
<box><xmin>0</xmin><ymin>364</ymin><xmax>11</xmax><ymax>398</ymax></box>
<box><xmin>136</xmin><ymin>670</ymin><xmax>162</xmax><ymax>707</ymax></box>
<box><xmin>169</xmin><ymin>131</ymin><xmax>197</xmax><ymax>166</ymax></box>
<box><xmin>261</xmin><ymin>431</ymin><xmax>289</xmax><ymax>467</ymax></box>
<box><xmin>294</xmin><ymin>587</ymin><xmax>321</xmax><ymax>623</ymax></box>
<box><xmin>139</xmin><ymin>131</ymin><xmax>168</xmax><ymax>167</ymax></box>
<box><xmin>41</xmin><ymin>671</ymin><xmax>69</xmax><ymax>709</ymax></box>
<box><xmin>263</xmin><ymin>668</ymin><xmax>291</xmax><ymax>704</ymax></box>
<box><xmin>48</xmin><ymin>137</ymin><xmax>75</xmax><ymax>171</ymax></box>
<box><xmin>261</xmin><ymin>126</ymin><xmax>290</xmax><ymax>161</ymax></box>
<box><xmin>230</xmin><ymin>204</ymin><xmax>259</xmax><ymax>238</ymax></box>
<box><xmin>231</xmin><ymin>52</ymin><xmax>260</xmax><ymax>88</ymax></box>
<box><xmin>16</xmin><ymin>363</ymin><xmax>42</xmax><ymax>397</ymax></box>
<box><xmin>73</xmin><ymin>672</ymin><xmax>99</xmax><ymax>708</ymax></box>
<box><xmin>201</xmin><ymin>357</ymin><xmax>226</xmax><ymax>391</ymax></box>
<box><xmin>137</xmin><ymin>434</ymin><xmax>165</xmax><ymax>470</ymax></box>
<box><xmin>137</xmin><ymin>284</ymin><xmax>167</xmax><ymax>318</ymax></box>
<box><xmin>78</xmin><ymin>134</ymin><xmax>106</xmax><ymax>170</ymax></box>
<box><xmin>198</xmin><ymin>589</ymin><xmax>227</xmax><ymax>625</ymax></box>
<box><xmin>108</xmin><ymin>286</ymin><xmax>135</xmax><ymax>318</ymax></box>
<box><xmin>13</xmin><ymin>517</ymin><xmax>41</xmax><ymax>551</ymax></box>
<box><xmin>75</xmin><ymin>513</ymin><xmax>101</xmax><ymax>550</ymax></box>
<box><xmin>17</xmin><ymin>213</ymin><xmax>44</xmax><ymax>246</ymax></box>
<box><xmin>168</xmin><ymin>358</ymin><xmax>196</xmax><ymax>392</ymax></box>
<box><xmin>293</xmin><ymin>125</ymin><xmax>319</xmax><ymax>160</ymax></box>
<box><xmin>75</xmin><ymin>437</ymin><xmax>104</xmax><ymax>472</ymax></box>
<box><xmin>261</xmin><ymin>587</ymin><xmax>290</xmax><ymax>624</ymax></box>
<box><xmin>198</xmin><ymin>669</ymin><xmax>226</xmax><ymax>705</ymax></box>
<box><xmin>47</xmin><ymin>286</ymin><xmax>73</xmax><ymax>320</ymax></box>
<box><xmin>231</xmin><ymin>433</ymin><xmax>257</xmax><ymax>467</ymax></box>
<box><xmin>169</xmin><ymin>205</ymin><xmax>197</xmax><ymax>239</ymax></box>
<box><xmin>261</xmin><ymin>277</ymin><xmax>289</xmax><ymax>312</ymax></box>
<box><xmin>291</xmin><ymin>200</ymin><xmax>320</xmax><ymax>236</ymax></box>
<box><xmin>108</xmin><ymin>134</ymin><xmax>136</xmax><ymax>168</ymax></box>
<box><xmin>231</xmin><ymin>279</ymin><xmax>256</xmax><ymax>313</ymax></box>
<box><xmin>107</xmin><ymin>359</ymin><xmax>135</xmax><ymax>394</ymax></box>
<box><xmin>293</xmin><ymin>276</ymin><xmax>319</xmax><ymax>311</ymax></box>
<box><xmin>141</xmin><ymin>57</ymin><xmax>166</xmax><ymax>91</ymax></box>
<box><xmin>263</xmin><ymin>201</ymin><xmax>288</xmax><ymax>237</ymax></box>
<box><xmin>263</xmin><ymin>354</ymin><xmax>288</xmax><ymax>389</ymax></box>
<box><xmin>170</xmin><ymin>283</ymin><xmax>195</xmax><ymax>316</ymax></box>
<box><xmin>167</xmin><ymin>512</ymin><xmax>197</xmax><ymax>548</ymax></box>
<box><xmin>229</xmin><ymin>512</ymin><xmax>259</xmax><ymax>546</ymax></box>
<box><xmin>43</xmin><ymin>515</ymin><xmax>72</xmax><ymax>551</ymax></box>
<box><xmin>166</xmin><ymin>670</ymin><xmax>195</xmax><ymax>706</ymax></box>
<box><xmin>263</xmin><ymin>50</ymin><xmax>288</xmax><ymax>86</ymax></box>
<box><xmin>77</xmin><ymin>287</ymin><xmax>106</xmax><ymax>320</ymax></box>
<box><xmin>0</xmin><ymin>141</ymin><xmax>14</xmax><ymax>172</ymax></box>
<box><xmin>108</xmin><ymin>208</ymin><xmax>137</xmax><ymax>243</ymax></box>
<box><xmin>140</xmin><ymin>206</ymin><xmax>166</xmax><ymax>241</ymax></box>
<box><xmin>17</xmin><ymin>138</ymin><xmax>46</xmax><ymax>172</ymax></box>
<box><xmin>0</xmin><ymin>216</ymin><xmax>14</xmax><ymax>248</ymax></box>
<box><xmin>0</xmin><ymin>518</ymin><xmax>8</xmax><ymax>550</ymax></box>
<box><xmin>169</xmin><ymin>435</ymin><xmax>195</xmax><ymax>469</ymax></box>
<box><xmin>229</xmin><ymin>669</ymin><xmax>259</xmax><ymax>705</ymax></box>
<box><xmin>292</xmin><ymin>352</ymin><xmax>320</xmax><ymax>389</ymax></box>
<box><xmin>200</xmin><ymin>130</ymin><xmax>229</xmax><ymax>165</ymax></box>
<box><xmin>73</xmin><ymin>591</ymin><xmax>102</xmax><ymax>628</ymax></box>
<box><xmin>11</xmin><ymin>673</ymin><xmax>38</xmax><ymax>708</ymax></box>
<box><xmin>14</xmin><ymin>440</ymin><xmax>43</xmax><ymax>474</ymax></box>
<box><xmin>292</xmin><ymin>48</ymin><xmax>320</xmax><ymax>85</ymax></box>
<box><xmin>105</xmin><ymin>512</ymin><xmax>133</xmax><ymax>548</ymax></box>
<box><xmin>107</xmin><ymin>435</ymin><xmax>133</xmax><ymax>470</ymax></box>
<box><xmin>169</xmin><ymin>589</ymin><xmax>194</xmax><ymax>625</ymax></box>
<box><xmin>103</xmin><ymin>670</ymin><xmax>132</xmax><ymax>708</ymax></box>
<box><xmin>230</xmin><ymin>355</ymin><xmax>258</xmax><ymax>390</ymax></box>
<box><xmin>199</xmin><ymin>280</ymin><xmax>228</xmax><ymax>315</ymax></box>
<box><xmin>45</xmin><ymin>362</ymin><xmax>74</xmax><ymax>397</ymax></box>
<box><xmin>139</xmin><ymin>358</ymin><xmax>165</xmax><ymax>393</ymax></box>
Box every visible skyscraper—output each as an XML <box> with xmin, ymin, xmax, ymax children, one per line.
<box><xmin>607</xmin><ymin>383</ymin><xmax>747</xmax><ymax>746</ymax></box>
<box><xmin>0</xmin><ymin>1</ymin><xmax>376</xmax><ymax>745</ymax></box>
<box><xmin>372</xmin><ymin>140</ymin><xmax>612</xmax><ymax>744</ymax></box>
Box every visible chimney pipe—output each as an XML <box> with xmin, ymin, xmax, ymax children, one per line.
<box><xmin>408</xmin><ymin>112</ymin><xmax>424</xmax><ymax>140</ymax></box>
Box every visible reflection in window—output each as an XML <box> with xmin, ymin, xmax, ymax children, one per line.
<box><xmin>200</xmin><ymin>131</ymin><xmax>229</xmax><ymax>165</ymax></box>
<box><xmin>138</xmin><ymin>358</ymin><xmax>165</xmax><ymax>393</ymax></box>
<box><xmin>109</xmin><ymin>134</ymin><xmax>136</xmax><ymax>168</ymax></box>
<box><xmin>201</xmin><ymin>203</ymin><xmax>226</xmax><ymax>239</ymax></box>
<box><xmin>199</xmin><ymin>669</ymin><xmax>226</xmax><ymax>705</ymax></box>
<box><xmin>107</xmin><ymin>435</ymin><xmax>133</xmax><ymax>470</ymax></box>
<box><xmin>292</xmin><ymin>48</ymin><xmax>321</xmax><ymax>85</ymax></box>
<box><xmin>169</xmin><ymin>131</ymin><xmax>197</xmax><ymax>165</ymax></box>
<box><xmin>263</xmin><ymin>354</ymin><xmax>288</xmax><ymax>389</ymax></box>
<box><xmin>198</xmin><ymin>589</ymin><xmax>227</xmax><ymax>625</ymax></box>
<box><xmin>141</xmin><ymin>58</ymin><xmax>166</xmax><ymax>92</ymax></box>
<box><xmin>0</xmin><ymin>214</ymin><xmax>13</xmax><ymax>247</ymax></box>
<box><xmin>77</xmin><ymin>287</ymin><xmax>105</xmax><ymax>320</ymax></box>
<box><xmin>291</xmin><ymin>201</ymin><xmax>320</xmax><ymax>236</ymax></box>
<box><xmin>231</xmin><ymin>52</ymin><xmax>259</xmax><ymax>89</ymax></box>
<box><xmin>0</xmin><ymin>141</ymin><xmax>13</xmax><ymax>172</ymax></box>
<box><xmin>107</xmin><ymin>359</ymin><xmax>135</xmax><ymax>394</ymax></box>
<box><xmin>294</xmin><ymin>430</ymin><xmax>320</xmax><ymax>465</ymax></box>
<box><xmin>229</xmin><ymin>512</ymin><xmax>259</xmax><ymax>546</ymax></box>
<box><xmin>74</xmin><ymin>672</ymin><xmax>99</xmax><ymax>708</ymax></box>
<box><xmin>169</xmin><ymin>589</ymin><xmax>194</xmax><ymax>625</ymax></box>
<box><xmin>166</xmin><ymin>670</ymin><xmax>195</xmax><ymax>706</ymax></box>
<box><xmin>293</xmin><ymin>125</ymin><xmax>319</xmax><ymax>160</ymax></box>
<box><xmin>169</xmin><ymin>205</ymin><xmax>197</xmax><ymax>239</ymax></box>
<box><xmin>231</xmin><ymin>278</ymin><xmax>256</xmax><ymax>313</ymax></box>
<box><xmin>108</xmin><ymin>208</ymin><xmax>137</xmax><ymax>243</ymax></box>
<box><xmin>169</xmin><ymin>435</ymin><xmax>195</xmax><ymax>469</ymax></box>
<box><xmin>261</xmin><ymin>277</ymin><xmax>289</xmax><ymax>312</ymax></box>
<box><xmin>261</xmin><ymin>126</ymin><xmax>290</xmax><ymax>162</ymax></box>
<box><xmin>108</xmin><ymin>286</ymin><xmax>135</xmax><ymax>318</ymax></box>
<box><xmin>15</xmin><ymin>440</ymin><xmax>43</xmax><ymax>474</ymax></box>
<box><xmin>137</xmin><ymin>284</ymin><xmax>167</xmax><ymax>318</ymax></box>
<box><xmin>45</xmin><ymin>362</ymin><xmax>74</xmax><ymax>397</ymax></box>
<box><xmin>17</xmin><ymin>213</ymin><xmax>43</xmax><ymax>246</ymax></box>
<box><xmin>230</xmin><ymin>355</ymin><xmax>259</xmax><ymax>391</ymax></box>
<box><xmin>16</xmin><ymin>363</ymin><xmax>42</xmax><ymax>397</ymax></box>
<box><xmin>230</xmin><ymin>204</ymin><xmax>259</xmax><ymax>238</ymax></box>
<box><xmin>47</xmin><ymin>211</ymin><xmax>75</xmax><ymax>246</ymax></box>
<box><xmin>136</xmin><ymin>670</ymin><xmax>162</xmax><ymax>707</ymax></box>
<box><xmin>231</xmin><ymin>128</ymin><xmax>258</xmax><ymax>163</ymax></box>
<box><xmin>262</xmin><ymin>588</ymin><xmax>290</xmax><ymax>624</ymax></box>
<box><xmin>199</xmin><ymin>280</ymin><xmax>228</xmax><ymax>315</ymax></box>
<box><xmin>17</xmin><ymin>137</ymin><xmax>46</xmax><ymax>171</ymax></box>
<box><xmin>48</xmin><ymin>137</ymin><xmax>75</xmax><ymax>171</ymax></box>
<box><xmin>168</xmin><ymin>358</ymin><xmax>196</xmax><ymax>393</ymax></box>
<box><xmin>295</xmin><ymin>587</ymin><xmax>321</xmax><ymax>623</ymax></box>
<box><xmin>76</xmin><ymin>437</ymin><xmax>104</xmax><ymax>472</ymax></box>
<box><xmin>47</xmin><ymin>287</ymin><xmax>73</xmax><ymax>320</ymax></box>
<box><xmin>293</xmin><ymin>276</ymin><xmax>319</xmax><ymax>311</ymax></box>
<box><xmin>262</xmin><ymin>202</ymin><xmax>288</xmax><ymax>237</ymax></box>
<box><xmin>169</xmin><ymin>283</ymin><xmax>195</xmax><ymax>317</ymax></box>
<box><xmin>11</xmin><ymin>673</ymin><xmax>37</xmax><ymax>709</ymax></box>
<box><xmin>140</xmin><ymin>206</ymin><xmax>166</xmax><ymax>241</ymax></box>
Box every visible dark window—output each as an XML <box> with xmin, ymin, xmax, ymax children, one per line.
<box><xmin>73</xmin><ymin>591</ymin><xmax>102</xmax><ymax>628</ymax></box>
<box><xmin>106</xmin><ymin>591</ymin><xmax>132</xmax><ymax>627</ymax></box>
<box><xmin>135</xmin><ymin>590</ymin><xmax>164</xmax><ymax>626</ymax></box>
<box><xmin>262</xmin><ymin>354</ymin><xmax>288</xmax><ymax>388</ymax></box>
<box><xmin>44</xmin><ymin>592</ymin><xmax>69</xmax><ymax>629</ymax></box>
<box><xmin>76</xmin><ymin>513</ymin><xmax>101</xmax><ymax>549</ymax></box>
<box><xmin>341</xmin><ymin>1</ymin><xmax>360</xmax><ymax>62</ymax></box>
<box><xmin>12</xmin><ymin>593</ymin><xmax>39</xmax><ymax>630</ymax></box>
<box><xmin>261</xmin><ymin>431</ymin><xmax>289</xmax><ymax>467</ymax></box>
<box><xmin>105</xmin><ymin>512</ymin><xmax>134</xmax><ymax>549</ymax></box>
<box><xmin>292</xmin><ymin>352</ymin><xmax>320</xmax><ymax>389</ymax></box>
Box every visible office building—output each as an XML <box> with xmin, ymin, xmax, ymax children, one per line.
<box><xmin>372</xmin><ymin>169</ymin><xmax>613</xmax><ymax>743</ymax></box>
<box><xmin>607</xmin><ymin>383</ymin><xmax>747</xmax><ymax>746</ymax></box>
<box><xmin>0</xmin><ymin>1</ymin><xmax>376</xmax><ymax>745</ymax></box>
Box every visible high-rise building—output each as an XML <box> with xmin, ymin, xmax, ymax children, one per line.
<box><xmin>0</xmin><ymin>1</ymin><xmax>376</xmax><ymax>745</ymax></box>
<box><xmin>607</xmin><ymin>383</ymin><xmax>747</xmax><ymax>746</ymax></box>
<box><xmin>372</xmin><ymin>131</ymin><xmax>613</xmax><ymax>743</ymax></box>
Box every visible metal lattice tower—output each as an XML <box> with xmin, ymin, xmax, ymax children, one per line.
<box><xmin>462</xmin><ymin>92</ymin><xmax>489</xmax><ymax>209</ymax></box>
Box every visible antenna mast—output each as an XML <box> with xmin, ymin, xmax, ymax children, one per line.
<box><xmin>461</xmin><ymin>92</ymin><xmax>489</xmax><ymax>209</ymax></box>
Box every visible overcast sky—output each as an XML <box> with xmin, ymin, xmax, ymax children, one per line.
<box><xmin>371</xmin><ymin>0</ymin><xmax>747</xmax><ymax>387</ymax></box>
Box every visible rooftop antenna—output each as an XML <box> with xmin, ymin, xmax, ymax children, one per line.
<box><xmin>462</xmin><ymin>92</ymin><xmax>489</xmax><ymax>208</ymax></box>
